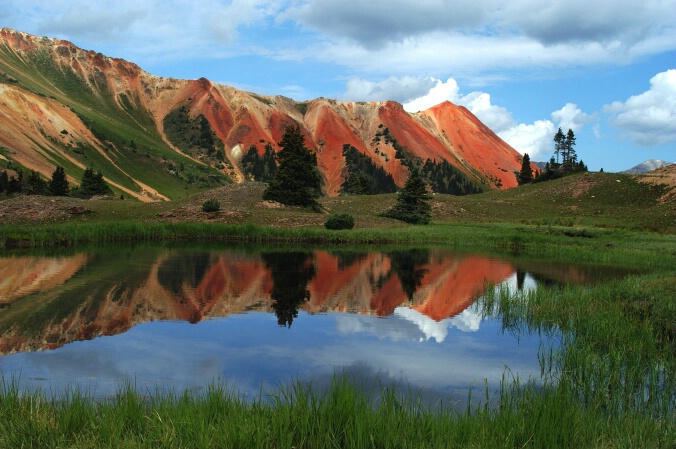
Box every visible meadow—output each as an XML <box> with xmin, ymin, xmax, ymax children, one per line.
<box><xmin>1</xmin><ymin>171</ymin><xmax>674</xmax><ymax>448</ymax></box>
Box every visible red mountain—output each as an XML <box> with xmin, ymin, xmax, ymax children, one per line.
<box><xmin>0</xmin><ymin>28</ymin><xmax>529</xmax><ymax>200</ymax></box>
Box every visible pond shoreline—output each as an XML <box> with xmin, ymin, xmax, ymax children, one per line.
<box><xmin>1</xmin><ymin>221</ymin><xmax>674</xmax><ymax>447</ymax></box>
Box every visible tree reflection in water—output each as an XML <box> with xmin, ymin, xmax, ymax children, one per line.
<box><xmin>388</xmin><ymin>249</ymin><xmax>430</xmax><ymax>300</ymax></box>
<box><xmin>262</xmin><ymin>252</ymin><xmax>316</xmax><ymax>328</ymax></box>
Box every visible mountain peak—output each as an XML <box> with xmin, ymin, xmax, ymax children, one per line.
<box><xmin>622</xmin><ymin>160</ymin><xmax>674</xmax><ymax>174</ymax></box>
<box><xmin>0</xmin><ymin>27</ymin><xmax>527</xmax><ymax>200</ymax></box>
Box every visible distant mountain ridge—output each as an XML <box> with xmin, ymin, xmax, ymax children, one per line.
<box><xmin>0</xmin><ymin>28</ymin><xmax>529</xmax><ymax>201</ymax></box>
<box><xmin>622</xmin><ymin>160</ymin><xmax>674</xmax><ymax>174</ymax></box>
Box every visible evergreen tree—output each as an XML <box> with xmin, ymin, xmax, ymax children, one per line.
<box><xmin>553</xmin><ymin>128</ymin><xmax>565</xmax><ymax>166</ymax></box>
<box><xmin>7</xmin><ymin>170</ymin><xmax>23</xmax><ymax>194</ymax></box>
<box><xmin>340</xmin><ymin>144</ymin><xmax>397</xmax><ymax>195</ymax></box>
<box><xmin>381</xmin><ymin>167</ymin><xmax>432</xmax><ymax>224</ymax></box>
<box><xmin>24</xmin><ymin>170</ymin><xmax>48</xmax><ymax>195</ymax></box>
<box><xmin>388</xmin><ymin>249</ymin><xmax>430</xmax><ymax>300</ymax></box>
<box><xmin>563</xmin><ymin>129</ymin><xmax>577</xmax><ymax>171</ymax></box>
<box><xmin>0</xmin><ymin>170</ymin><xmax>8</xmax><ymax>194</ymax></box>
<box><xmin>421</xmin><ymin>158</ymin><xmax>483</xmax><ymax>195</ymax></box>
<box><xmin>517</xmin><ymin>153</ymin><xmax>534</xmax><ymax>185</ymax></box>
<box><xmin>48</xmin><ymin>166</ymin><xmax>70</xmax><ymax>196</ymax></box>
<box><xmin>263</xmin><ymin>125</ymin><xmax>322</xmax><ymax>210</ymax></box>
<box><xmin>77</xmin><ymin>167</ymin><xmax>113</xmax><ymax>198</ymax></box>
<box><xmin>198</xmin><ymin>115</ymin><xmax>215</xmax><ymax>152</ymax></box>
<box><xmin>262</xmin><ymin>251</ymin><xmax>315</xmax><ymax>328</ymax></box>
<box><xmin>241</xmin><ymin>144</ymin><xmax>278</xmax><ymax>182</ymax></box>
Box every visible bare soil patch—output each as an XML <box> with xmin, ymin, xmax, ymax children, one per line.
<box><xmin>0</xmin><ymin>195</ymin><xmax>89</xmax><ymax>225</ymax></box>
<box><xmin>636</xmin><ymin>165</ymin><xmax>676</xmax><ymax>204</ymax></box>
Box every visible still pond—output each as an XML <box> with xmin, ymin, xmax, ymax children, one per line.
<box><xmin>0</xmin><ymin>246</ymin><xmax>631</xmax><ymax>406</ymax></box>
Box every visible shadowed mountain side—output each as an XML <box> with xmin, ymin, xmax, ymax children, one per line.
<box><xmin>0</xmin><ymin>28</ymin><xmax>529</xmax><ymax>199</ymax></box>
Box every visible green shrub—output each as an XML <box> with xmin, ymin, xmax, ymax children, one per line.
<box><xmin>324</xmin><ymin>213</ymin><xmax>355</xmax><ymax>230</ymax></box>
<box><xmin>202</xmin><ymin>199</ymin><xmax>220</xmax><ymax>213</ymax></box>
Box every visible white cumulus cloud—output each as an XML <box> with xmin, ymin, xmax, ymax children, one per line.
<box><xmin>396</xmin><ymin>78</ymin><xmax>594</xmax><ymax>161</ymax></box>
<box><xmin>604</xmin><ymin>69</ymin><xmax>676</xmax><ymax>146</ymax></box>
<box><xmin>343</xmin><ymin>76</ymin><xmax>437</xmax><ymax>103</ymax></box>
<box><xmin>551</xmin><ymin>103</ymin><xmax>596</xmax><ymax>133</ymax></box>
<box><xmin>499</xmin><ymin>121</ymin><xmax>557</xmax><ymax>161</ymax></box>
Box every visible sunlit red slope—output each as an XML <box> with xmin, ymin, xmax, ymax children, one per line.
<box><xmin>416</xmin><ymin>101</ymin><xmax>531</xmax><ymax>189</ymax></box>
<box><xmin>0</xmin><ymin>27</ymin><xmax>529</xmax><ymax>197</ymax></box>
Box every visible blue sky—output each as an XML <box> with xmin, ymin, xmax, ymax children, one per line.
<box><xmin>3</xmin><ymin>0</ymin><xmax>675</xmax><ymax>172</ymax></box>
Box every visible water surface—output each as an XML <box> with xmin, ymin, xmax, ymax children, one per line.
<box><xmin>0</xmin><ymin>246</ymin><xmax>629</xmax><ymax>404</ymax></box>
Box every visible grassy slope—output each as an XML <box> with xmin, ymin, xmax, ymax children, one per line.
<box><xmin>1</xmin><ymin>172</ymin><xmax>672</xmax><ymax>227</ymax></box>
<box><xmin>0</xmin><ymin>45</ymin><xmax>229</xmax><ymax>200</ymax></box>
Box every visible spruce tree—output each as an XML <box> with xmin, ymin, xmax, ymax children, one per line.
<box><xmin>77</xmin><ymin>167</ymin><xmax>113</xmax><ymax>198</ymax></box>
<box><xmin>262</xmin><ymin>125</ymin><xmax>322</xmax><ymax>210</ymax></box>
<box><xmin>48</xmin><ymin>166</ymin><xmax>70</xmax><ymax>196</ymax></box>
<box><xmin>7</xmin><ymin>170</ymin><xmax>23</xmax><ymax>194</ymax></box>
<box><xmin>382</xmin><ymin>167</ymin><xmax>432</xmax><ymax>224</ymax></box>
<box><xmin>517</xmin><ymin>153</ymin><xmax>533</xmax><ymax>185</ymax></box>
<box><xmin>553</xmin><ymin>128</ymin><xmax>565</xmax><ymax>167</ymax></box>
<box><xmin>0</xmin><ymin>170</ymin><xmax>8</xmax><ymax>194</ymax></box>
<box><xmin>563</xmin><ymin>129</ymin><xmax>577</xmax><ymax>171</ymax></box>
<box><xmin>25</xmin><ymin>170</ymin><xmax>48</xmax><ymax>195</ymax></box>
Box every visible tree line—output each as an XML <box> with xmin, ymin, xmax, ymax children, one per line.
<box><xmin>259</xmin><ymin>125</ymin><xmax>433</xmax><ymax>225</ymax></box>
<box><xmin>517</xmin><ymin>128</ymin><xmax>588</xmax><ymax>186</ymax></box>
<box><xmin>0</xmin><ymin>166</ymin><xmax>113</xmax><ymax>198</ymax></box>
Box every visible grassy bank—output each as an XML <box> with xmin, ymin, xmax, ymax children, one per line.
<box><xmin>1</xmin><ymin>373</ymin><xmax>672</xmax><ymax>449</ymax></box>
<box><xmin>1</xmin><ymin>266</ymin><xmax>674</xmax><ymax>448</ymax></box>
<box><xmin>2</xmin><ymin>220</ymin><xmax>675</xmax><ymax>270</ymax></box>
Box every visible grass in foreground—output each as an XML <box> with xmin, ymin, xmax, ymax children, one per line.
<box><xmin>1</xmin><ymin>374</ymin><xmax>673</xmax><ymax>449</ymax></box>
<box><xmin>1</xmin><ymin>270</ymin><xmax>674</xmax><ymax>448</ymax></box>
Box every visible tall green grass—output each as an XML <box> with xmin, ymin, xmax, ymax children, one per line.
<box><xmin>482</xmin><ymin>272</ymin><xmax>676</xmax><ymax>419</ymax></box>
<box><xmin>1</xmin><ymin>270</ymin><xmax>674</xmax><ymax>447</ymax></box>
<box><xmin>1</xmin><ymin>373</ymin><xmax>673</xmax><ymax>449</ymax></box>
<box><xmin>2</xmin><ymin>221</ymin><xmax>674</xmax><ymax>269</ymax></box>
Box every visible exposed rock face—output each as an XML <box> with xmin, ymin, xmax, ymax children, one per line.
<box><xmin>0</xmin><ymin>28</ymin><xmax>529</xmax><ymax>199</ymax></box>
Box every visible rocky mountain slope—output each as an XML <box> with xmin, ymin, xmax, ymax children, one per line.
<box><xmin>0</xmin><ymin>28</ymin><xmax>528</xmax><ymax>201</ymax></box>
<box><xmin>622</xmin><ymin>159</ymin><xmax>674</xmax><ymax>174</ymax></box>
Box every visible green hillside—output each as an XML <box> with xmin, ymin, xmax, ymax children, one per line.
<box><xmin>0</xmin><ymin>44</ymin><xmax>229</xmax><ymax>200</ymax></box>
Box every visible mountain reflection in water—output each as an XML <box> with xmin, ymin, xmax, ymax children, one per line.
<box><xmin>0</xmin><ymin>247</ymin><xmax>631</xmax><ymax>403</ymax></box>
<box><xmin>0</xmin><ymin>248</ymin><xmax>520</xmax><ymax>354</ymax></box>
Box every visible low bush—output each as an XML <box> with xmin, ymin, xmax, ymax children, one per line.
<box><xmin>324</xmin><ymin>213</ymin><xmax>355</xmax><ymax>230</ymax></box>
<box><xmin>202</xmin><ymin>199</ymin><xmax>220</xmax><ymax>213</ymax></box>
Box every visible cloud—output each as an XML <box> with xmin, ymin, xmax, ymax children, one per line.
<box><xmin>37</xmin><ymin>4</ymin><xmax>146</xmax><ymax>41</ymax></box>
<box><xmin>289</xmin><ymin>0</ymin><xmax>676</xmax><ymax>53</ymax></box>
<box><xmin>395</xmin><ymin>78</ymin><xmax>597</xmax><ymax>161</ymax></box>
<box><xmin>402</xmin><ymin>78</ymin><xmax>461</xmax><ymax>112</ymax></box>
<box><xmin>6</xmin><ymin>0</ymin><xmax>284</xmax><ymax>63</ymax></box>
<box><xmin>288</xmin><ymin>0</ymin><xmax>676</xmax><ymax>78</ymax></box>
<box><xmin>503</xmin><ymin>0</ymin><xmax>676</xmax><ymax>47</ymax></box>
<box><xmin>499</xmin><ymin>121</ymin><xmax>557</xmax><ymax>160</ymax></box>
<box><xmin>207</xmin><ymin>0</ymin><xmax>283</xmax><ymax>43</ymax></box>
<box><xmin>604</xmin><ymin>69</ymin><xmax>676</xmax><ymax>146</ymax></box>
<box><xmin>343</xmin><ymin>77</ymin><xmax>437</xmax><ymax>103</ymax></box>
<box><xmin>5</xmin><ymin>0</ymin><xmax>676</xmax><ymax>81</ymax></box>
<box><xmin>551</xmin><ymin>103</ymin><xmax>596</xmax><ymax>133</ymax></box>
<box><xmin>287</xmin><ymin>0</ymin><xmax>491</xmax><ymax>49</ymax></box>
